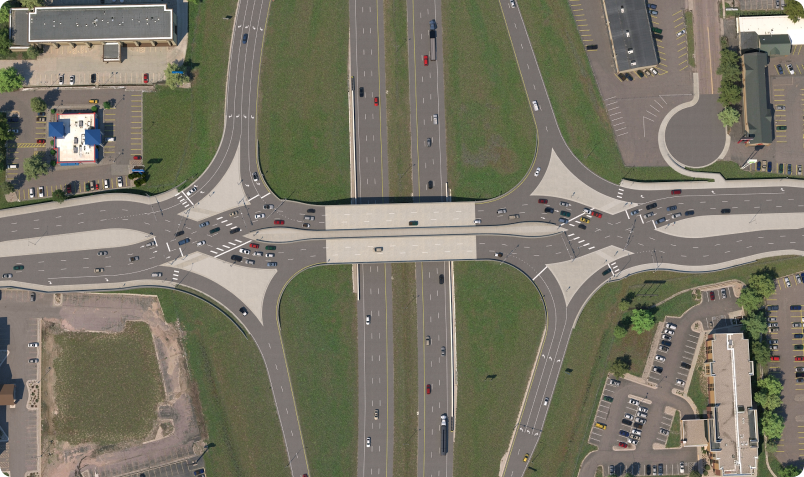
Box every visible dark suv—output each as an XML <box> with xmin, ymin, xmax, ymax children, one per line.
<box><xmin>646</xmin><ymin>203</ymin><xmax>658</xmax><ymax>210</ymax></box>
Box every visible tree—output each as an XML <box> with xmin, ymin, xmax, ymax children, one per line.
<box><xmin>20</xmin><ymin>0</ymin><xmax>44</xmax><ymax>10</ymax></box>
<box><xmin>609</xmin><ymin>356</ymin><xmax>631</xmax><ymax>378</ymax></box>
<box><xmin>103</xmin><ymin>101</ymin><xmax>111</xmax><ymax>109</ymax></box>
<box><xmin>24</xmin><ymin>44</ymin><xmax>42</xmax><ymax>60</ymax></box>
<box><xmin>779</xmin><ymin>466</ymin><xmax>801</xmax><ymax>477</ymax></box>
<box><xmin>750</xmin><ymin>340</ymin><xmax>771</xmax><ymax>367</ymax></box>
<box><xmin>717</xmin><ymin>49</ymin><xmax>742</xmax><ymax>84</ymax></box>
<box><xmin>748</xmin><ymin>273</ymin><xmax>776</xmax><ymax>299</ymax></box>
<box><xmin>718</xmin><ymin>82</ymin><xmax>742</xmax><ymax>107</ymax></box>
<box><xmin>164</xmin><ymin>64</ymin><xmax>190</xmax><ymax>90</ymax></box>
<box><xmin>785</xmin><ymin>0</ymin><xmax>804</xmax><ymax>22</ymax></box>
<box><xmin>754</xmin><ymin>390</ymin><xmax>782</xmax><ymax>411</ymax></box>
<box><xmin>0</xmin><ymin>66</ymin><xmax>23</xmax><ymax>93</ymax></box>
<box><xmin>91</xmin><ymin>105</ymin><xmax>99</xmax><ymax>112</ymax></box>
<box><xmin>614</xmin><ymin>325</ymin><xmax>628</xmax><ymax>339</ymax></box>
<box><xmin>737</xmin><ymin>289</ymin><xmax>765</xmax><ymax>315</ymax></box>
<box><xmin>742</xmin><ymin>314</ymin><xmax>767</xmax><ymax>340</ymax></box>
<box><xmin>23</xmin><ymin>152</ymin><xmax>49</xmax><ymax>179</ymax></box>
<box><xmin>30</xmin><ymin>97</ymin><xmax>46</xmax><ymax>113</ymax></box>
<box><xmin>618</xmin><ymin>300</ymin><xmax>631</xmax><ymax>312</ymax></box>
<box><xmin>630</xmin><ymin>309</ymin><xmax>656</xmax><ymax>334</ymax></box>
<box><xmin>51</xmin><ymin>189</ymin><xmax>66</xmax><ymax>203</ymax></box>
<box><xmin>0</xmin><ymin>180</ymin><xmax>14</xmax><ymax>195</ymax></box>
<box><xmin>758</xmin><ymin>375</ymin><xmax>783</xmax><ymax>396</ymax></box>
<box><xmin>0</xmin><ymin>26</ymin><xmax>12</xmax><ymax>59</ymax></box>
<box><xmin>717</xmin><ymin>107</ymin><xmax>740</xmax><ymax>128</ymax></box>
<box><xmin>0</xmin><ymin>115</ymin><xmax>13</xmax><ymax>142</ymax></box>
<box><xmin>689</xmin><ymin>470</ymin><xmax>702</xmax><ymax>477</ymax></box>
<box><xmin>762</xmin><ymin>411</ymin><xmax>785</xmax><ymax>440</ymax></box>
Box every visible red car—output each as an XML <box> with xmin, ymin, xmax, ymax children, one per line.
<box><xmin>618</xmin><ymin>442</ymin><xmax>627</xmax><ymax>448</ymax></box>
<box><xmin>592</xmin><ymin>211</ymin><xmax>603</xmax><ymax>218</ymax></box>
<box><xmin>426</xmin><ymin>384</ymin><xmax>431</xmax><ymax>394</ymax></box>
<box><xmin>538</xmin><ymin>198</ymin><xmax>548</xmax><ymax>204</ymax></box>
<box><xmin>274</xmin><ymin>220</ymin><xmax>284</xmax><ymax>225</ymax></box>
<box><xmin>133</xmin><ymin>155</ymin><xmax>142</xmax><ymax>160</ymax></box>
<box><xmin>709</xmin><ymin>291</ymin><xmax>715</xmax><ymax>301</ymax></box>
<box><xmin>249</xmin><ymin>243</ymin><xmax>259</xmax><ymax>248</ymax></box>
<box><xmin>36</xmin><ymin>139</ymin><xmax>46</xmax><ymax>144</ymax></box>
<box><xmin>423</xmin><ymin>55</ymin><xmax>429</xmax><ymax>66</ymax></box>
<box><xmin>796</xmin><ymin>356</ymin><xmax>804</xmax><ymax>361</ymax></box>
<box><xmin>374</xmin><ymin>97</ymin><xmax>379</xmax><ymax>106</ymax></box>
<box><xmin>671</xmin><ymin>189</ymin><xmax>681</xmax><ymax>195</ymax></box>
<box><xmin>771</xmin><ymin>356</ymin><xmax>780</xmax><ymax>361</ymax></box>
<box><xmin>143</xmin><ymin>73</ymin><xmax>149</xmax><ymax>84</ymax></box>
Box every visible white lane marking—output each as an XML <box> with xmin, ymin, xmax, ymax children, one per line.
<box><xmin>215</xmin><ymin>241</ymin><xmax>252</xmax><ymax>258</ymax></box>
<box><xmin>261</xmin><ymin>192</ymin><xmax>271</xmax><ymax>198</ymax></box>
<box><xmin>533</xmin><ymin>266</ymin><xmax>547</xmax><ymax>281</ymax></box>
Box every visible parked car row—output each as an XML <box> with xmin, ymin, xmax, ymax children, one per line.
<box><xmin>757</xmin><ymin>159</ymin><xmax>804</xmax><ymax>176</ymax></box>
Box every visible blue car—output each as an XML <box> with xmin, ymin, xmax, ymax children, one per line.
<box><xmin>242</xmin><ymin>33</ymin><xmax>248</xmax><ymax>44</ymax></box>
<box><xmin>619</xmin><ymin>430</ymin><xmax>629</xmax><ymax>437</ymax></box>
<box><xmin>178</xmin><ymin>238</ymin><xmax>191</xmax><ymax>246</ymax></box>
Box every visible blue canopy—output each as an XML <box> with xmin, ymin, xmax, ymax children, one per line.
<box><xmin>85</xmin><ymin>129</ymin><xmax>102</xmax><ymax>146</ymax></box>
<box><xmin>48</xmin><ymin>121</ymin><xmax>65</xmax><ymax>138</ymax></box>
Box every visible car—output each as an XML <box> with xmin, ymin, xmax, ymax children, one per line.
<box><xmin>59</xmin><ymin>74</ymin><xmax>64</xmax><ymax>85</ymax></box>
<box><xmin>532</xmin><ymin>100</ymin><xmax>540</xmax><ymax>111</ymax></box>
<box><xmin>13</xmin><ymin>265</ymin><xmax>24</xmax><ymax>270</ymax></box>
<box><xmin>242</xmin><ymin>33</ymin><xmax>248</xmax><ymax>43</ymax></box>
<box><xmin>426</xmin><ymin>384</ymin><xmax>431</xmax><ymax>394</ymax></box>
<box><xmin>267</xmin><ymin>262</ymin><xmax>278</xmax><ymax>267</ymax></box>
<box><xmin>627</xmin><ymin>437</ymin><xmax>638</xmax><ymax>444</ymax></box>
<box><xmin>652</xmin><ymin>366</ymin><xmax>663</xmax><ymax>373</ymax></box>
<box><xmin>795</xmin><ymin>334</ymin><xmax>804</xmax><ymax>339</ymax></box>
<box><xmin>199</xmin><ymin>221</ymin><xmax>210</xmax><ymax>228</ymax></box>
<box><xmin>30</xmin><ymin>292</ymin><xmax>36</xmax><ymax>302</ymax></box>
<box><xmin>721</xmin><ymin>208</ymin><xmax>731</xmax><ymax>214</ymax></box>
<box><xmin>638</xmin><ymin>406</ymin><xmax>648</xmax><ymax>413</ymax></box>
<box><xmin>619</xmin><ymin>430</ymin><xmax>630</xmax><ymax>437</ymax></box>
<box><xmin>648</xmin><ymin>3</ymin><xmax>657</xmax><ymax>8</ymax></box>
<box><xmin>768</xmin><ymin>317</ymin><xmax>777</xmax><ymax>322</ymax></box>
<box><xmin>98</xmin><ymin>251</ymin><xmax>108</xmax><ymax>256</ymax></box>
<box><xmin>433</xmin><ymin>114</ymin><xmax>438</xmax><ymax>124</ymax></box>
<box><xmin>189</xmin><ymin>186</ymin><xmax>198</xmax><ymax>194</ymax></box>
<box><xmin>28</xmin><ymin>342</ymin><xmax>39</xmax><ymax>347</ymax></box>
<box><xmin>646</xmin><ymin>203</ymin><xmax>657</xmax><ymax>210</ymax></box>
<box><xmin>793</xmin><ymin>305</ymin><xmax>802</xmax><ymax>310</ymax></box>
<box><xmin>36</xmin><ymin>139</ymin><xmax>46</xmax><ymax>144</ymax></box>
<box><xmin>523</xmin><ymin>453</ymin><xmax>529</xmax><ymax>462</ymax></box>
<box><xmin>592</xmin><ymin>211</ymin><xmax>603</xmax><ymax>218</ymax></box>
<box><xmin>670</xmin><ymin>213</ymin><xmax>682</xmax><ymax>219</ymax></box>
<box><xmin>788</xmin><ymin>64</ymin><xmax>795</xmax><ymax>74</ymax></box>
<box><xmin>635</xmin><ymin>417</ymin><xmax>646</xmax><ymax>424</ymax></box>
<box><xmin>655</xmin><ymin>355</ymin><xmax>665</xmax><ymax>362</ymax></box>
<box><xmin>497</xmin><ymin>208</ymin><xmax>507</xmax><ymax>214</ymax></box>
<box><xmin>37</xmin><ymin>186</ymin><xmax>44</xmax><ymax>198</ymax></box>
<box><xmin>770</xmin><ymin>340</ymin><xmax>779</xmax><ymax>344</ymax></box>
<box><xmin>578</xmin><ymin>224</ymin><xmax>587</xmax><ymax>230</ymax></box>
<box><xmin>656</xmin><ymin>217</ymin><xmax>666</xmax><ymax>224</ymax></box>
<box><xmin>666</xmin><ymin>205</ymin><xmax>677</xmax><ymax>211</ymax></box>
<box><xmin>560</xmin><ymin>211</ymin><xmax>571</xmax><ymax>217</ymax></box>
<box><xmin>662</xmin><ymin>334</ymin><xmax>673</xmax><ymax>341</ymax></box>
<box><xmin>644</xmin><ymin>212</ymin><xmax>655</xmax><ymax>218</ymax></box>
<box><xmin>676</xmin><ymin>379</ymin><xmax>686</xmax><ymax>386</ymax></box>
<box><xmin>152</xmin><ymin>272</ymin><xmax>163</xmax><ymax>277</ymax></box>
<box><xmin>193</xmin><ymin>470</ymin><xmax>205</xmax><ymax>476</ymax></box>
<box><xmin>579</xmin><ymin>217</ymin><xmax>590</xmax><ymax>224</ymax></box>
<box><xmin>441</xmin><ymin>346</ymin><xmax>446</xmax><ymax>356</ymax></box>
<box><xmin>248</xmin><ymin>243</ymin><xmax>259</xmax><ymax>249</ymax></box>
<box><xmin>1</xmin><ymin>274</ymin><xmax>11</xmax><ymax>278</ymax></box>
<box><xmin>69</xmin><ymin>75</ymin><xmax>75</xmax><ymax>85</ymax></box>
<box><xmin>609</xmin><ymin>378</ymin><xmax>620</xmax><ymax>386</ymax></box>
<box><xmin>254</xmin><ymin>251</ymin><xmax>263</xmax><ymax>256</ymax></box>
<box><xmin>799</xmin><ymin>378</ymin><xmax>804</xmax><ymax>383</ymax></box>
<box><xmin>474</xmin><ymin>219</ymin><xmax>482</xmax><ymax>224</ymax></box>
<box><xmin>36</xmin><ymin>117</ymin><xmax>46</xmax><ymax>122</ymax></box>
<box><xmin>630</xmin><ymin>209</ymin><xmax>640</xmax><ymax>216</ymax></box>
<box><xmin>423</xmin><ymin>54</ymin><xmax>429</xmax><ymax>65</ymax></box>
<box><xmin>304</xmin><ymin>215</ymin><xmax>315</xmax><ymax>221</ymax></box>
<box><xmin>768</xmin><ymin>305</ymin><xmax>779</xmax><ymax>311</ymax></box>
<box><xmin>610</xmin><ymin>465</ymin><xmax>615</xmax><ymax>475</ymax></box>
<box><xmin>681</xmin><ymin>362</ymin><xmax>691</xmax><ymax>369</ymax></box>
<box><xmin>661</xmin><ymin>340</ymin><xmax>672</xmax><ymax>347</ymax></box>
<box><xmin>366</xmin><ymin>437</ymin><xmax>371</xmax><ymax>447</ymax></box>
<box><xmin>786</xmin><ymin>277</ymin><xmax>792</xmax><ymax>287</ymax></box>
<box><xmin>129</xmin><ymin>256</ymin><xmax>140</xmax><ymax>262</ymax></box>
<box><xmin>118</xmin><ymin>176</ymin><xmax>123</xmax><ymax>187</ymax></box>
<box><xmin>676</xmin><ymin>29</ymin><xmax>686</xmax><ymax>36</ymax></box>
<box><xmin>89</xmin><ymin>98</ymin><xmax>99</xmax><ymax>104</ymax></box>
<box><xmin>239</xmin><ymin>249</ymin><xmax>250</xmax><ymax>255</ymax></box>
<box><xmin>624</xmin><ymin>413</ymin><xmax>634</xmax><ymax>420</ymax></box>
<box><xmin>632</xmin><ymin>429</ymin><xmax>642</xmax><ymax>436</ymax></box>
<box><xmin>133</xmin><ymin>155</ymin><xmax>142</xmax><ymax>161</ymax></box>
<box><xmin>647</xmin><ymin>464</ymin><xmax>652</xmax><ymax>475</ymax></box>
<box><xmin>543</xmin><ymin>397</ymin><xmax>549</xmax><ymax>406</ymax></box>
<box><xmin>274</xmin><ymin>220</ymin><xmax>284</xmax><ymax>225</ymax></box>
<box><xmin>629</xmin><ymin>399</ymin><xmax>639</xmax><ymax>405</ymax></box>
<box><xmin>637</xmin><ymin>412</ymin><xmax>648</xmax><ymax>419</ymax></box>
<box><xmin>795</xmin><ymin>345</ymin><xmax>804</xmax><ymax>350</ymax></box>
<box><xmin>178</xmin><ymin>238</ymin><xmax>190</xmax><ymax>246</ymax></box>
<box><xmin>143</xmin><ymin>73</ymin><xmax>149</xmax><ymax>83</ymax></box>
<box><xmin>798</xmin><ymin>275</ymin><xmax>803</xmax><ymax>285</ymax></box>
<box><xmin>545</xmin><ymin>207</ymin><xmax>554</xmax><ymax>213</ymax></box>
<box><xmin>425</xmin><ymin>335</ymin><xmax>431</xmax><ymax>346</ymax></box>
<box><xmin>29</xmin><ymin>358</ymin><xmax>39</xmax><ymax>363</ymax></box>
<box><xmin>778</xmin><ymin>64</ymin><xmax>785</xmax><ymax>75</ymax></box>
<box><xmin>558</xmin><ymin>218</ymin><xmax>568</xmax><ymax>224</ymax></box>
<box><xmin>94</xmin><ymin>267</ymin><xmax>104</xmax><ymax>273</ymax></box>
<box><xmin>658</xmin><ymin>464</ymin><xmax>663</xmax><ymax>475</ymax></box>
<box><xmin>91</xmin><ymin>73</ymin><xmax>96</xmax><ymax>84</ymax></box>
<box><xmin>103</xmin><ymin>178</ymin><xmax>110</xmax><ymax>189</ymax></box>
<box><xmin>618</xmin><ymin>442</ymin><xmax>628</xmax><ymax>448</ymax></box>
<box><xmin>495</xmin><ymin>252</ymin><xmax>504</xmax><ymax>258</ymax></box>
<box><xmin>560</xmin><ymin>201</ymin><xmax>571</xmax><ymax>207</ymax></box>
<box><xmin>374</xmin><ymin>97</ymin><xmax>379</xmax><ymax>106</ymax></box>
<box><xmin>374</xmin><ymin>409</ymin><xmax>379</xmax><ymax>420</ymax></box>
<box><xmin>595</xmin><ymin>422</ymin><xmax>607</xmax><ymax>429</ymax></box>
<box><xmin>145</xmin><ymin>241</ymin><xmax>156</xmax><ymax>247</ymax></box>
<box><xmin>239</xmin><ymin>307</ymin><xmax>248</xmax><ymax>316</ymax></box>
<box><xmin>650</xmin><ymin>67</ymin><xmax>659</xmax><ymax>75</ymax></box>
<box><xmin>658</xmin><ymin>345</ymin><xmax>669</xmax><ymax>352</ymax></box>
<box><xmin>622</xmin><ymin>419</ymin><xmax>633</xmax><ymax>426</ymax></box>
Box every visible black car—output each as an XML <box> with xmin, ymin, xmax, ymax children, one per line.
<box><xmin>768</xmin><ymin>305</ymin><xmax>779</xmax><ymax>311</ymax></box>
<box><xmin>91</xmin><ymin>73</ymin><xmax>97</xmax><ymax>84</ymax></box>
<box><xmin>666</xmin><ymin>205</ymin><xmax>677</xmax><ymax>211</ymax></box>
<box><xmin>359</xmin><ymin>87</ymin><xmax>364</xmax><ymax>97</ymax></box>
<box><xmin>242</xmin><ymin>33</ymin><xmax>248</xmax><ymax>44</ymax></box>
<box><xmin>544</xmin><ymin>207</ymin><xmax>554</xmax><ymax>213</ymax></box>
<box><xmin>777</xmin><ymin>64</ymin><xmax>784</xmax><ymax>75</ymax></box>
<box><xmin>622</xmin><ymin>418</ymin><xmax>633</xmax><ymax>426</ymax></box>
<box><xmin>661</xmin><ymin>340</ymin><xmax>672</xmax><ymax>347</ymax></box>
<box><xmin>307</xmin><ymin>208</ymin><xmax>316</xmax><ymax>213</ymax></box>
<box><xmin>656</xmin><ymin>217</ymin><xmax>666</xmax><ymax>224</ymax></box>
<box><xmin>230</xmin><ymin>227</ymin><xmax>240</xmax><ymax>234</ymax></box>
<box><xmin>427</xmin><ymin>180</ymin><xmax>433</xmax><ymax>189</ymax></box>
<box><xmin>721</xmin><ymin>208</ymin><xmax>731</xmax><ymax>214</ymax></box>
<box><xmin>578</xmin><ymin>224</ymin><xmax>587</xmax><ymax>230</ymax></box>
<box><xmin>439</xmin><ymin>274</ymin><xmax>444</xmax><ymax>284</ymax></box>
<box><xmin>646</xmin><ymin>202</ymin><xmax>658</xmax><ymax>210</ymax></box>
<box><xmin>231</xmin><ymin>255</ymin><xmax>243</xmax><ymax>262</ymax></box>
<box><xmin>681</xmin><ymin>362</ymin><xmax>691</xmax><ymax>369</ymax></box>
<box><xmin>175</xmin><ymin>230</ymin><xmax>184</xmax><ymax>237</ymax></box>
<box><xmin>646</xmin><ymin>464</ymin><xmax>652</xmax><ymax>476</ymax></box>
<box><xmin>684</xmin><ymin>210</ymin><xmax>695</xmax><ymax>216</ymax></box>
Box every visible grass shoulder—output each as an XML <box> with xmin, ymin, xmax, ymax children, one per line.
<box><xmin>141</xmin><ymin>0</ymin><xmax>236</xmax><ymax>194</ymax></box>
<box><xmin>258</xmin><ymin>0</ymin><xmax>350</xmax><ymax>204</ymax></box>
<box><xmin>528</xmin><ymin>255</ymin><xmax>804</xmax><ymax>477</ymax></box>
<box><xmin>442</xmin><ymin>0</ymin><xmax>536</xmax><ymax>200</ymax></box>
<box><xmin>280</xmin><ymin>265</ymin><xmax>358</xmax><ymax>477</ymax></box>
<box><xmin>453</xmin><ymin>261</ymin><xmax>545</xmax><ymax>475</ymax></box>
<box><xmin>392</xmin><ymin>263</ymin><xmax>418</xmax><ymax>477</ymax></box>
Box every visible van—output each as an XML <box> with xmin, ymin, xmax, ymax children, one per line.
<box><xmin>8</xmin><ymin>163</ymin><xmax>18</xmax><ymax>169</ymax></box>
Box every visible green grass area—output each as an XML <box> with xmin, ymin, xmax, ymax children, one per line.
<box><xmin>279</xmin><ymin>265</ymin><xmax>357</xmax><ymax>477</ymax></box>
<box><xmin>258</xmin><ymin>0</ymin><xmax>350</xmax><ymax>204</ymax></box>
<box><xmin>526</xmin><ymin>255</ymin><xmax>804</xmax><ymax>477</ymax></box>
<box><xmin>392</xmin><ymin>263</ymin><xmax>418</xmax><ymax>477</ymax></box>
<box><xmin>655</xmin><ymin>291</ymin><xmax>700</xmax><ymax>322</ymax></box>
<box><xmin>112</xmin><ymin>288</ymin><xmax>290</xmax><ymax>476</ymax></box>
<box><xmin>140</xmin><ymin>0</ymin><xmax>236</xmax><ymax>194</ymax></box>
<box><xmin>454</xmin><ymin>262</ymin><xmax>546</xmax><ymax>476</ymax></box>
<box><xmin>685</xmin><ymin>11</ymin><xmax>695</xmax><ymax>67</ymax></box>
<box><xmin>385</xmin><ymin>0</ymin><xmax>413</xmax><ymax>202</ymax></box>
<box><xmin>758</xmin><ymin>449</ymin><xmax>774</xmax><ymax>477</ymax></box>
<box><xmin>50</xmin><ymin>321</ymin><xmax>163</xmax><ymax>446</ymax></box>
<box><xmin>442</xmin><ymin>0</ymin><xmax>536</xmax><ymax>200</ymax></box>
<box><xmin>689</xmin><ymin>160</ymin><xmax>804</xmax><ymax>180</ymax></box>
<box><xmin>666</xmin><ymin>411</ymin><xmax>681</xmax><ymax>447</ymax></box>
<box><xmin>688</xmin><ymin>345</ymin><xmax>708</xmax><ymax>414</ymax></box>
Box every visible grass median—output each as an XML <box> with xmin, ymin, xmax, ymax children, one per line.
<box><xmin>667</xmin><ymin>411</ymin><xmax>681</xmax><ymax>447</ymax></box>
<box><xmin>453</xmin><ymin>262</ymin><xmax>546</xmax><ymax>476</ymax></box>
<box><xmin>258</xmin><ymin>0</ymin><xmax>350</xmax><ymax>204</ymax></box>
<box><xmin>141</xmin><ymin>0</ymin><xmax>235</xmax><ymax>193</ymax></box>
<box><xmin>442</xmin><ymin>0</ymin><xmax>536</xmax><ymax>200</ymax></box>
<box><xmin>385</xmin><ymin>0</ymin><xmax>413</xmax><ymax>202</ymax></box>
<box><xmin>280</xmin><ymin>265</ymin><xmax>357</xmax><ymax>477</ymax></box>
<box><xmin>527</xmin><ymin>256</ymin><xmax>804</xmax><ymax>477</ymax></box>
<box><xmin>392</xmin><ymin>263</ymin><xmax>418</xmax><ymax>477</ymax></box>
<box><xmin>111</xmin><ymin>288</ymin><xmax>290</xmax><ymax>476</ymax></box>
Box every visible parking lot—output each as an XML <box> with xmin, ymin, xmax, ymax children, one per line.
<box><xmin>3</xmin><ymin>88</ymin><xmax>145</xmax><ymax>201</ymax></box>
<box><xmin>571</xmin><ymin>0</ymin><xmax>695</xmax><ymax>166</ymax></box>
<box><xmin>766</xmin><ymin>270</ymin><xmax>804</xmax><ymax>465</ymax></box>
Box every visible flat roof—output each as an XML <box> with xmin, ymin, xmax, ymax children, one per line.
<box><xmin>737</xmin><ymin>16</ymin><xmax>804</xmax><ymax>44</ymax></box>
<box><xmin>681</xmin><ymin>418</ymin><xmax>708</xmax><ymax>447</ymax></box>
<box><xmin>707</xmin><ymin>333</ymin><xmax>758</xmax><ymax>476</ymax></box>
<box><xmin>27</xmin><ymin>4</ymin><xmax>172</xmax><ymax>43</ymax></box>
<box><xmin>10</xmin><ymin>9</ymin><xmax>31</xmax><ymax>47</ymax></box>
<box><xmin>603</xmin><ymin>0</ymin><xmax>659</xmax><ymax>71</ymax></box>
<box><xmin>54</xmin><ymin>113</ymin><xmax>98</xmax><ymax>164</ymax></box>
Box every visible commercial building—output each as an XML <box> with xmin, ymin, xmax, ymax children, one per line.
<box><xmin>9</xmin><ymin>4</ymin><xmax>177</xmax><ymax>57</ymax></box>
<box><xmin>737</xmin><ymin>16</ymin><xmax>804</xmax><ymax>45</ymax></box>
<box><xmin>602</xmin><ymin>0</ymin><xmax>659</xmax><ymax>73</ymax></box>
<box><xmin>743</xmin><ymin>51</ymin><xmax>773</xmax><ymax>146</ymax></box>
<box><xmin>50</xmin><ymin>113</ymin><xmax>101</xmax><ymax>165</ymax></box>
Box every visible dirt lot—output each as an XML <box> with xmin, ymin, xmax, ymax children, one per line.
<box><xmin>40</xmin><ymin>293</ymin><xmax>206</xmax><ymax>477</ymax></box>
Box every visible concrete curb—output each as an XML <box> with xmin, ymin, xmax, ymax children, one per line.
<box><xmin>0</xmin><ymin>188</ymin><xmax>177</xmax><ymax>219</ymax></box>
<box><xmin>621</xmin><ymin>176</ymin><xmax>804</xmax><ymax>190</ymax></box>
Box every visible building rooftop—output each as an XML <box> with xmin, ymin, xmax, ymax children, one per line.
<box><xmin>603</xmin><ymin>0</ymin><xmax>659</xmax><ymax>72</ymax></box>
<box><xmin>25</xmin><ymin>4</ymin><xmax>172</xmax><ymax>43</ymax></box>
<box><xmin>54</xmin><ymin>113</ymin><xmax>98</xmax><ymax>164</ymax></box>
<box><xmin>0</xmin><ymin>384</ymin><xmax>14</xmax><ymax>406</ymax></box>
<box><xmin>759</xmin><ymin>34</ymin><xmax>791</xmax><ymax>56</ymax></box>
<box><xmin>738</xmin><ymin>16</ymin><xmax>804</xmax><ymax>44</ymax></box>
<box><xmin>743</xmin><ymin>51</ymin><xmax>773</xmax><ymax>145</ymax></box>
<box><xmin>681</xmin><ymin>418</ymin><xmax>708</xmax><ymax>447</ymax></box>
<box><xmin>707</xmin><ymin>332</ymin><xmax>758</xmax><ymax>476</ymax></box>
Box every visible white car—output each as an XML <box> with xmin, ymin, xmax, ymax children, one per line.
<box><xmin>38</xmin><ymin>186</ymin><xmax>44</xmax><ymax>198</ymax></box>
<box><xmin>655</xmin><ymin>355</ymin><xmax>666</xmax><ymax>362</ymax></box>
<box><xmin>676</xmin><ymin>379</ymin><xmax>686</xmax><ymax>386</ymax></box>
<box><xmin>627</xmin><ymin>438</ymin><xmax>638</xmax><ymax>444</ymax></box>
<box><xmin>543</xmin><ymin>397</ymin><xmax>549</xmax><ymax>406</ymax></box>
<box><xmin>366</xmin><ymin>315</ymin><xmax>371</xmax><ymax>325</ymax></box>
<box><xmin>624</xmin><ymin>413</ymin><xmax>633</xmax><ymax>420</ymax></box>
<box><xmin>788</xmin><ymin>63</ymin><xmax>796</xmax><ymax>74</ymax></box>
<box><xmin>104</xmin><ymin>179</ymin><xmax>110</xmax><ymax>189</ymax></box>
<box><xmin>474</xmin><ymin>219</ymin><xmax>482</xmax><ymax>224</ymax></box>
<box><xmin>664</xmin><ymin>329</ymin><xmax>674</xmax><ymax>335</ymax></box>
<box><xmin>239</xmin><ymin>248</ymin><xmax>250</xmax><ymax>255</ymax></box>
<box><xmin>255</xmin><ymin>213</ymin><xmax>265</xmax><ymax>219</ymax></box>
<box><xmin>197</xmin><ymin>240</ymin><xmax>206</xmax><ymax>246</ymax></box>
<box><xmin>629</xmin><ymin>399</ymin><xmax>639</xmax><ymax>405</ymax></box>
<box><xmin>117</xmin><ymin>176</ymin><xmax>123</xmax><ymax>187</ymax></box>
<box><xmin>676</xmin><ymin>29</ymin><xmax>686</xmax><ymax>36</ymax></box>
<box><xmin>664</xmin><ymin>322</ymin><xmax>677</xmax><ymax>330</ymax></box>
<box><xmin>533</xmin><ymin>167</ymin><xmax>541</xmax><ymax>177</ymax></box>
<box><xmin>632</xmin><ymin>429</ymin><xmax>642</xmax><ymax>436</ymax></box>
<box><xmin>59</xmin><ymin>74</ymin><xmax>64</xmax><ymax>85</ymax></box>
<box><xmin>785</xmin><ymin>277</ymin><xmax>792</xmax><ymax>287</ymax></box>
<box><xmin>29</xmin><ymin>187</ymin><xmax>35</xmax><ymax>198</ymax></box>
<box><xmin>366</xmin><ymin>437</ymin><xmax>371</xmax><ymax>447</ymax></box>
<box><xmin>69</xmin><ymin>75</ymin><xmax>75</xmax><ymax>85</ymax></box>
<box><xmin>28</xmin><ymin>342</ymin><xmax>39</xmax><ymax>347</ymax></box>
<box><xmin>510</xmin><ymin>0</ymin><xmax>516</xmax><ymax>6</ymax></box>
<box><xmin>532</xmin><ymin>100</ymin><xmax>539</xmax><ymax>111</ymax></box>
<box><xmin>267</xmin><ymin>253</ymin><xmax>275</xmax><ymax>258</ymax></box>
